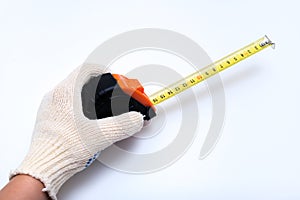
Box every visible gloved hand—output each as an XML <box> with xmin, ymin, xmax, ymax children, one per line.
<box><xmin>9</xmin><ymin>63</ymin><xmax>144</xmax><ymax>200</ymax></box>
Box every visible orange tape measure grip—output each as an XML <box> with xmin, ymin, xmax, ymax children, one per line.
<box><xmin>82</xmin><ymin>73</ymin><xmax>156</xmax><ymax>120</ymax></box>
<box><xmin>112</xmin><ymin>74</ymin><xmax>156</xmax><ymax>111</ymax></box>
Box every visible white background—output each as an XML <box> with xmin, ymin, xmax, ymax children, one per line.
<box><xmin>1</xmin><ymin>0</ymin><xmax>299</xmax><ymax>199</ymax></box>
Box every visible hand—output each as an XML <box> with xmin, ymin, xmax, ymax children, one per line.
<box><xmin>9</xmin><ymin>64</ymin><xmax>144</xmax><ymax>200</ymax></box>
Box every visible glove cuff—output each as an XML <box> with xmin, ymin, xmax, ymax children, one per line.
<box><xmin>9</xmin><ymin>135</ymin><xmax>87</xmax><ymax>200</ymax></box>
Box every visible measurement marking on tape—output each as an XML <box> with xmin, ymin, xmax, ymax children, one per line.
<box><xmin>149</xmin><ymin>35</ymin><xmax>275</xmax><ymax>105</ymax></box>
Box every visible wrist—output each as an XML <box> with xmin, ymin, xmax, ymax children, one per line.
<box><xmin>0</xmin><ymin>175</ymin><xmax>49</xmax><ymax>200</ymax></box>
<box><xmin>9</xmin><ymin>133</ymin><xmax>90</xmax><ymax>200</ymax></box>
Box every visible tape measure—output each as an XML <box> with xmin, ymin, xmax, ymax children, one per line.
<box><xmin>149</xmin><ymin>35</ymin><xmax>275</xmax><ymax>105</ymax></box>
<box><xmin>82</xmin><ymin>35</ymin><xmax>274</xmax><ymax>120</ymax></box>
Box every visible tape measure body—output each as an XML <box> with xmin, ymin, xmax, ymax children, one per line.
<box><xmin>83</xmin><ymin>36</ymin><xmax>274</xmax><ymax>121</ymax></box>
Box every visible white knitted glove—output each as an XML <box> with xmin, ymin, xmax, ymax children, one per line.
<box><xmin>9</xmin><ymin>63</ymin><xmax>144</xmax><ymax>200</ymax></box>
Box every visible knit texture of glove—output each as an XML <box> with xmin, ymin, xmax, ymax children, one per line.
<box><xmin>9</xmin><ymin>64</ymin><xmax>144</xmax><ymax>200</ymax></box>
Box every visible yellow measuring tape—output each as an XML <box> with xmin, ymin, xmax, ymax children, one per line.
<box><xmin>149</xmin><ymin>35</ymin><xmax>275</xmax><ymax>105</ymax></box>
